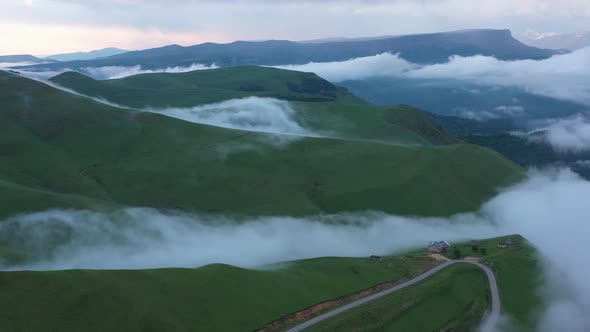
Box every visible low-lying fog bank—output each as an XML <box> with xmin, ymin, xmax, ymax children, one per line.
<box><xmin>9</xmin><ymin>62</ymin><xmax>218</xmax><ymax>80</ymax></box>
<box><xmin>1</xmin><ymin>168</ymin><xmax>589</xmax><ymax>330</ymax></box>
<box><xmin>145</xmin><ymin>97</ymin><xmax>318</xmax><ymax>138</ymax></box>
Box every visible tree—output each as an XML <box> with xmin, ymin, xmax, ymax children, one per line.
<box><xmin>453</xmin><ymin>248</ymin><xmax>462</xmax><ymax>259</ymax></box>
<box><xmin>479</xmin><ymin>247</ymin><xmax>488</xmax><ymax>255</ymax></box>
<box><xmin>472</xmin><ymin>245</ymin><xmax>479</xmax><ymax>253</ymax></box>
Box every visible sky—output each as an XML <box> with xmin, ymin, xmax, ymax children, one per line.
<box><xmin>2</xmin><ymin>0</ymin><xmax>590</xmax><ymax>55</ymax></box>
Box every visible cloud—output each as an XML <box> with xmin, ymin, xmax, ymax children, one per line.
<box><xmin>573</xmin><ymin>160</ymin><xmax>590</xmax><ymax>168</ymax></box>
<box><xmin>2</xmin><ymin>168</ymin><xmax>590</xmax><ymax>329</ymax></box>
<box><xmin>455</xmin><ymin>104</ymin><xmax>527</xmax><ymax>121</ymax></box>
<box><xmin>0</xmin><ymin>61</ymin><xmax>44</xmax><ymax>68</ymax></box>
<box><xmin>80</xmin><ymin>63</ymin><xmax>219</xmax><ymax>79</ymax></box>
<box><xmin>145</xmin><ymin>97</ymin><xmax>317</xmax><ymax>138</ymax></box>
<box><xmin>3</xmin><ymin>0</ymin><xmax>590</xmax><ymax>54</ymax></box>
<box><xmin>540</xmin><ymin>115</ymin><xmax>590</xmax><ymax>153</ymax></box>
<box><xmin>0</xmin><ymin>209</ymin><xmax>499</xmax><ymax>271</ymax></box>
<box><xmin>276</xmin><ymin>53</ymin><xmax>418</xmax><ymax>81</ymax></box>
<box><xmin>16</xmin><ymin>62</ymin><xmax>218</xmax><ymax>81</ymax></box>
<box><xmin>277</xmin><ymin>49</ymin><xmax>590</xmax><ymax>106</ymax></box>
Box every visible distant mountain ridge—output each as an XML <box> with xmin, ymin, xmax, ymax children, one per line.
<box><xmin>0</xmin><ymin>54</ymin><xmax>44</xmax><ymax>63</ymax></box>
<box><xmin>45</xmin><ymin>47</ymin><xmax>128</xmax><ymax>62</ymax></box>
<box><xmin>19</xmin><ymin>29</ymin><xmax>559</xmax><ymax>71</ymax></box>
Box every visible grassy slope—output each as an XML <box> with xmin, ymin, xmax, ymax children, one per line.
<box><xmin>50</xmin><ymin>66</ymin><xmax>360</xmax><ymax>107</ymax></box>
<box><xmin>0</xmin><ymin>71</ymin><xmax>522</xmax><ymax>218</ymax></box>
<box><xmin>307</xmin><ymin>264</ymin><xmax>489</xmax><ymax>332</ymax></box>
<box><xmin>0</xmin><ymin>256</ymin><xmax>438</xmax><ymax>332</ymax></box>
<box><xmin>0</xmin><ymin>235</ymin><xmax>541</xmax><ymax>332</ymax></box>
<box><xmin>51</xmin><ymin>68</ymin><xmax>455</xmax><ymax>145</ymax></box>
<box><xmin>304</xmin><ymin>235</ymin><xmax>543</xmax><ymax>332</ymax></box>
<box><xmin>452</xmin><ymin>235</ymin><xmax>544</xmax><ymax>330</ymax></box>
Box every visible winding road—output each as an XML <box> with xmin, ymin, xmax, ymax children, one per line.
<box><xmin>286</xmin><ymin>259</ymin><xmax>500</xmax><ymax>332</ymax></box>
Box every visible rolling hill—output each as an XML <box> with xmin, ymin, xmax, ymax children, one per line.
<box><xmin>0</xmin><ymin>69</ymin><xmax>521</xmax><ymax>219</ymax></box>
<box><xmin>18</xmin><ymin>29</ymin><xmax>558</xmax><ymax>72</ymax></box>
<box><xmin>0</xmin><ymin>235</ymin><xmax>541</xmax><ymax>332</ymax></box>
<box><xmin>49</xmin><ymin>67</ymin><xmax>456</xmax><ymax>144</ymax></box>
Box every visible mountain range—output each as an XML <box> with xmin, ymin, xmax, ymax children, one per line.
<box><xmin>44</xmin><ymin>47</ymin><xmax>128</xmax><ymax>62</ymax></box>
<box><xmin>16</xmin><ymin>29</ymin><xmax>558</xmax><ymax>72</ymax></box>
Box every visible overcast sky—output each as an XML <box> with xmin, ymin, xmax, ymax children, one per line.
<box><xmin>2</xmin><ymin>0</ymin><xmax>590</xmax><ymax>55</ymax></box>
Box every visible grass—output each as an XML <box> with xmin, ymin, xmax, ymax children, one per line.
<box><xmin>0</xmin><ymin>255</ymin><xmax>438</xmax><ymax>332</ymax></box>
<box><xmin>307</xmin><ymin>264</ymin><xmax>489</xmax><ymax>332</ymax></box>
<box><xmin>50</xmin><ymin>66</ymin><xmax>361</xmax><ymax>107</ymax></box>
<box><xmin>0</xmin><ymin>235</ymin><xmax>543</xmax><ymax>332</ymax></box>
<box><xmin>51</xmin><ymin>67</ymin><xmax>456</xmax><ymax>146</ymax></box>
<box><xmin>303</xmin><ymin>235</ymin><xmax>544</xmax><ymax>332</ymax></box>
<box><xmin>0</xmin><ymin>71</ymin><xmax>522</xmax><ymax>219</ymax></box>
<box><xmin>450</xmin><ymin>235</ymin><xmax>545</xmax><ymax>331</ymax></box>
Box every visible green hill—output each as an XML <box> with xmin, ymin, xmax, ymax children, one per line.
<box><xmin>1</xmin><ymin>71</ymin><xmax>522</xmax><ymax>218</ymax></box>
<box><xmin>1</xmin><ymin>71</ymin><xmax>523</xmax><ymax>218</ymax></box>
<box><xmin>50</xmin><ymin>66</ymin><xmax>359</xmax><ymax>106</ymax></box>
<box><xmin>0</xmin><ymin>235</ymin><xmax>542</xmax><ymax>332</ymax></box>
<box><xmin>50</xmin><ymin>67</ymin><xmax>458</xmax><ymax>145</ymax></box>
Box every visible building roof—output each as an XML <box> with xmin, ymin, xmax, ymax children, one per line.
<box><xmin>428</xmin><ymin>241</ymin><xmax>451</xmax><ymax>249</ymax></box>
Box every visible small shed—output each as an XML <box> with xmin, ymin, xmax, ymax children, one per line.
<box><xmin>467</xmin><ymin>240</ymin><xmax>480</xmax><ymax>247</ymax></box>
<box><xmin>369</xmin><ymin>255</ymin><xmax>383</xmax><ymax>261</ymax></box>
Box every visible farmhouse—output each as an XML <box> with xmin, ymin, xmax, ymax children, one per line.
<box><xmin>427</xmin><ymin>240</ymin><xmax>451</xmax><ymax>253</ymax></box>
<box><xmin>369</xmin><ymin>255</ymin><xmax>383</xmax><ymax>261</ymax></box>
<box><xmin>467</xmin><ymin>240</ymin><xmax>480</xmax><ymax>247</ymax></box>
<box><xmin>497</xmin><ymin>242</ymin><xmax>508</xmax><ymax>249</ymax></box>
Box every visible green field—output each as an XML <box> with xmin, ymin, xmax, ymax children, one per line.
<box><xmin>292</xmin><ymin>235</ymin><xmax>543</xmax><ymax>332</ymax></box>
<box><xmin>307</xmin><ymin>264</ymin><xmax>489</xmax><ymax>332</ymax></box>
<box><xmin>452</xmin><ymin>235</ymin><xmax>544</xmax><ymax>330</ymax></box>
<box><xmin>50</xmin><ymin>66</ymin><xmax>361</xmax><ymax>107</ymax></box>
<box><xmin>0</xmin><ymin>255</ymin><xmax>439</xmax><ymax>332</ymax></box>
<box><xmin>0</xmin><ymin>235</ymin><xmax>542</xmax><ymax>332</ymax></box>
<box><xmin>51</xmin><ymin>68</ymin><xmax>456</xmax><ymax>145</ymax></box>
<box><xmin>0</xmin><ymin>70</ymin><xmax>522</xmax><ymax>219</ymax></box>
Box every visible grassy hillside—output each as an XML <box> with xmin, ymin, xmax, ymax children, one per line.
<box><xmin>453</xmin><ymin>235</ymin><xmax>544</xmax><ymax>330</ymax></box>
<box><xmin>0</xmin><ymin>71</ymin><xmax>522</xmax><ymax>218</ymax></box>
<box><xmin>0</xmin><ymin>255</ymin><xmax>439</xmax><ymax>332</ymax></box>
<box><xmin>50</xmin><ymin>66</ymin><xmax>360</xmax><ymax>106</ymax></box>
<box><xmin>303</xmin><ymin>235</ymin><xmax>543</xmax><ymax>332</ymax></box>
<box><xmin>307</xmin><ymin>264</ymin><xmax>489</xmax><ymax>332</ymax></box>
<box><xmin>0</xmin><ymin>235</ymin><xmax>542</xmax><ymax>332</ymax></box>
<box><xmin>51</xmin><ymin>67</ymin><xmax>458</xmax><ymax>145</ymax></box>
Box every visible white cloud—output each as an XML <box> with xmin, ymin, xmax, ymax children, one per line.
<box><xmin>573</xmin><ymin>160</ymin><xmax>590</xmax><ymax>168</ymax></box>
<box><xmin>494</xmin><ymin>105</ymin><xmax>525</xmax><ymax>116</ymax></box>
<box><xmin>1</xmin><ymin>169</ymin><xmax>590</xmax><ymax>329</ymax></box>
<box><xmin>541</xmin><ymin>115</ymin><xmax>590</xmax><ymax>153</ymax></box>
<box><xmin>16</xmin><ymin>62</ymin><xmax>218</xmax><ymax>81</ymax></box>
<box><xmin>277</xmin><ymin>49</ymin><xmax>590</xmax><ymax>106</ymax></box>
<box><xmin>276</xmin><ymin>53</ymin><xmax>418</xmax><ymax>81</ymax></box>
<box><xmin>0</xmin><ymin>61</ymin><xmax>43</xmax><ymax>68</ymax></box>
<box><xmin>456</xmin><ymin>104</ymin><xmax>526</xmax><ymax>121</ymax></box>
<box><xmin>146</xmin><ymin>97</ymin><xmax>317</xmax><ymax>138</ymax></box>
<box><xmin>81</xmin><ymin>62</ymin><xmax>218</xmax><ymax>79</ymax></box>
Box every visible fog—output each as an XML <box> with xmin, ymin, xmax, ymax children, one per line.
<box><xmin>1</xmin><ymin>168</ymin><xmax>590</xmax><ymax>329</ymax></box>
<box><xmin>81</xmin><ymin>62</ymin><xmax>219</xmax><ymax>79</ymax></box>
<box><xmin>541</xmin><ymin>114</ymin><xmax>590</xmax><ymax>153</ymax></box>
<box><xmin>15</xmin><ymin>62</ymin><xmax>218</xmax><ymax>80</ymax></box>
<box><xmin>0</xmin><ymin>61</ymin><xmax>47</xmax><ymax>68</ymax></box>
<box><xmin>276</xmin><ymin>48</ymin><xmax>590</xmax><ymax>106</ymax></box>
<box><xmin>146</xmin><ymin>97</ymin><xmax>317</xmax><ymax>138</ymax></box>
